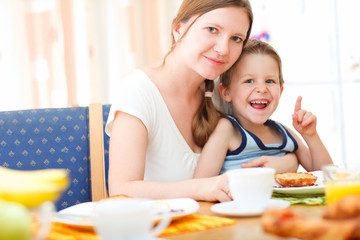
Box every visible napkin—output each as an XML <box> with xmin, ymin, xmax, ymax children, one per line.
<box><xmin>47</xmin><ymin>214</ymin><xmax>236</xmax><ymax>239</ymax></box>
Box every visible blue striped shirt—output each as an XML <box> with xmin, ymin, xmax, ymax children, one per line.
<box><xmin>220</xmin><ymin>115</ymin><xmax>298</xmax><ymax>174</ymax></box>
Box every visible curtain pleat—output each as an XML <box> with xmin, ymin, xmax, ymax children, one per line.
<box><xmin>0</xmin><ymin>0</ymin><xmax>180</xmax><ymax>111</ymax></box>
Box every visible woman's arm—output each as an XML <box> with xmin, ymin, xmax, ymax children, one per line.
<box><xmin>108</xmin><ymin>111</ymin><xmax>231</xmax><ymax>202</ymax></box>
<box><xmin>194</xmin><ymin>118</ymin><xmax>234</xmax><ymax>178</ymax></box>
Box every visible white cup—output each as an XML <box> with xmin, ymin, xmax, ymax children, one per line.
<box><xmin>93</xmin><ymin>198</ymin><xmax>171</xmax><ymax>240</ymax></box>
<box><xmin>227</xmin><ymin>168</ymin><xmax>275</xmax><ymax>211</ymax></box>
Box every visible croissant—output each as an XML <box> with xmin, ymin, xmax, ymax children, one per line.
<box><xmin>323</xmin><ymin>195</ymin><xmax>360</xmax><ymax>220</ymax></box>
<box><xmin>261</xmin><ymin>208</ymin><xmax>360</xmax><ymax>240</ymax></box>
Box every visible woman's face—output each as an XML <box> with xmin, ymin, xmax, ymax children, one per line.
<box><xmin>174</xmin><ymin>6</ymin><xmax>250</xmax><ymax>81</ymax></box>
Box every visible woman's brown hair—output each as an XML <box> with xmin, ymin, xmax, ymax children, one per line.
<box><xmin>166</xmin><ymin>0</ymin><xmax>253</xmax><ymax>147</ymax></box>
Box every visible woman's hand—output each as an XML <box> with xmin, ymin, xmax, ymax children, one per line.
<box><xmin>240</xmin><ymin>153</ymin><xmax>298</xmax><ymax>173</ymax></box>
<box><xmin>198</xmin><ymin>174</ymin><xmax>232</xmax><ymax>202</ymax></box>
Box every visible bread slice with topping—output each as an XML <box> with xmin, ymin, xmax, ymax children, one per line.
<box><xmin>275</xmin><ymin>172</ymin><xmax>317</xmax><ymax>187</ymax></box>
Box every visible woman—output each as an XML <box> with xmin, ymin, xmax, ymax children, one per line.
<box><xmin>105</xmin><ymin>0</ymin><xmax>297</xmax><ymax>202</ymax></box>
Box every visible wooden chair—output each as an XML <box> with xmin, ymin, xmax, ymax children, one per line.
<box><xmin>103</xmin><ymin>104</ymin><xmax>111</xmax><ymax>193</ymax></box>
<box><xmin>89</xmin><ymin>103</ymin><xmax>108</xmax><ymax>200</ymax></box>
<box><xmin>0</xmin><ymin>104</ymin><xmax>107</xmax><ymax>210</ymax></box>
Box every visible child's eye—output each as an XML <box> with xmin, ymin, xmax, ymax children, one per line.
<box><xmin>232</xmin><ymin>36</ymin><xmax>243</xmax><ymax>43</ymax></box>
<box><xmin>245</xmin><ymin>79</ymin><xmax>254</xmax><ymax>83</ymax></box>
<box><xmin>207</xmin><ymin>27</ymin><xmax>217</xmax><ymax>33</ymax></box>
<box><xmin>266</xmin><ymin>79</ymin><xmax>276</xmax><ymax>84</ymax></box>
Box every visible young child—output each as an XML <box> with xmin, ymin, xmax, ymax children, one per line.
<box><xmin>194</xmin><ymin>39</ymin><xmax>333</xmax><ymax>177</ymax></box>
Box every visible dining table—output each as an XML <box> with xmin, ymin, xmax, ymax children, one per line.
<box><xmin>47</xmin><ymin>197</ymin><xmax>328</xmax><ymax>240</ymax></box>
<box><xmin>165</xmin><ymin>201</ymin><xmax>327</xmax><ymax>240</ymax></box>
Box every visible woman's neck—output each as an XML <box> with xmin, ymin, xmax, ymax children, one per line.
<box><xmin>143</xmin><ymin>54</ymin><xmax>204</xmax><ymax>153</ymax></box>
<box><xmin>151</xmin><ymin>53</ymin><xmax>205</xmax><ymax>99</ymax></box>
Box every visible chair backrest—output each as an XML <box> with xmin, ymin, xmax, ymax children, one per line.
<box><xmin>102</xmin><ymin>104</ymin><xmax>111</xmax><ymax>193</ymax></box>
<box><xmin>88</xmin><ymin>103</ymin><xmax>107</xmax><ymax>200</ymax></box>
<box><xmin>0</xmin><ymin>104</ymin><xmax>107</xmax><ymax>210</ymax></box>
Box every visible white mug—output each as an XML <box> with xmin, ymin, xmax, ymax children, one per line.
<box><xmin>227</xmin><ymin>168</ymin><xmax>275</xmax><ymax>212</ymax></box>
<box><xmin>93</xmin><ymin>198</ymin><xmax>171</xmax><ymax>240</ymax></box>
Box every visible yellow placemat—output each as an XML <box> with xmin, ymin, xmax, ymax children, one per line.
<box><xmin>47</xmin><ymin>214</ymin><xmax>236</xmax><ymax>239</ymax></box>
<box><xmin>160</xmin><ymin>214</ymin><xmax>235</xmax><ymax>237</ymax></box>
<box><xmin>47</xmin><ymin>222</ymin><xmax>97</xmax><ymax>240</ymax></box>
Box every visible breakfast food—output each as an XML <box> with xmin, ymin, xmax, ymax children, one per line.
<box><xmin>323</xmin><ymin>195</ymin><xmax>360</xmax><ymax>219</ymax></box>
<box><xmin>261</xmin><ymin>208</ymin><xmax>360</xmax><ymax>240</ymax></box>
<box><xmin>0</xmin><ymin>167</ymin><xmax>69</xmax><ymax>208</ymax></box>
<box><xmin>261</xmin><ymin>195</ymin><xmax>360</xmax><ymax>240</ymax></box>
<box><xmin>102</xmin><ymin>194</ymin><xmax>131</xmax><ymax>201</ymax></box>
<box><xmin>0</xmin><ymin>200</ymin><xmax>31</xmax><ymax>240</ymax></box>
<box><xmin>274</xmin><ymin>172</ymin><xmax>317</xmax><ymax>187</ymax></box>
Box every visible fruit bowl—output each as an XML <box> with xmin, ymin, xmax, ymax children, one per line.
<box><xmin>0</xmin><ymin>200</ymin><xmax>54</xmax><ymax>240</ymax></box>
<box><xmin>0</xmin><ymin>167</ymin><xmax>67</xmax><ymax>239</ymax></box>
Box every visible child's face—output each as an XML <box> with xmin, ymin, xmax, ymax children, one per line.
<box><xmin>173</xmin><ymin>6</ymin><xmax>250</xmax><ymax>80</ymax></box>
<box><xmin>220</xmin><ymin>53</ymin><xmax>283</xmax><ymax>126</ymax></box>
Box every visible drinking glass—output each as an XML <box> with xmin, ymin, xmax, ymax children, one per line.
<box><xmin>30</xmin><ymin>201</ymin><xmax>55</xmax><ymax>240</ymax></box>
<box><xmin>322</xmin><ymin>165</ymin><xmax>360</xmax><ymax>204</ymax></box>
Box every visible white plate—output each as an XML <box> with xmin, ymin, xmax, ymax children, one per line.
<box><xmin>149</xmin><ymin>198</ymin><xmax>199</xmax><ymax>220</ymax></box>
<box><xmin>210</xmin><ymin>199</ymin><xmax>290</xmax><ymax>217</ymax></box>
<box><xmin>52</xmin><ymin>198</ymin><xmax>199</xmax><ymax>228</ymax></box>
<box><xmin>273</xmin><ymin>171</ymin><xmax>324</xmax><ymax>196</ymax></box>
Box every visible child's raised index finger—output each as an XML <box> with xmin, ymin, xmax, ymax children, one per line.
<box><xmin>294</xmin><ymin>96</ymin><xmax>302</xmax><ymax>113</ymax></box>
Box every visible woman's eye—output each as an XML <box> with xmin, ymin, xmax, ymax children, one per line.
<box><xmin>207</xmin><ymin>27</ymin><xmax>217</xmax><ymax>33</ymax></box>
<box><xmin>232</xmin><ymin>36</ymin><xmax>243</xmax><ymax>43</ymax></box>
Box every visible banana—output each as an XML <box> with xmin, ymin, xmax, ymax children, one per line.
<box><xmin>0</xmin><ymin>167</ymin><xmax>69</xmax><ymax>189</ymax></box>
<box><xmin>0</xmin><ymin>167</ymin><xmax>69</xmax><ymax>208</ymax></box>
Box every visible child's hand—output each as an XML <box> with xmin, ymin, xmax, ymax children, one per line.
<box><xmin>292</xmin><ymin>96</ymin><xmax>317</xmax><ymax>136</ymax></box>
<box><xmin>241</xmin><ymin>154</ymin><xmax>298</xmax><ymax>173</ymax></box>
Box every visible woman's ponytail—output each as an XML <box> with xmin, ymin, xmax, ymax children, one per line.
<box><xmin>192</xmin><ymin>79</ymin><xmax>220</xmax><ymax>147</ymax></box>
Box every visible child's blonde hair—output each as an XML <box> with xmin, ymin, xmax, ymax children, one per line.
<box><xmin>220</xmin><ymin>39</ymin><xmax>284</xmax><ymax>89</ymax></box>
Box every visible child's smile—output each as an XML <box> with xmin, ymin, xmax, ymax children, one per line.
<box><xmin>249</xmin><ymin>99</ymin><xmax>270</xmax><ymax>110</ymax></box>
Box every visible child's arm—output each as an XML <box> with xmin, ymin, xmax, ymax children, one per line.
<box><xmin>194</xmin><ymin>118</ymin><xmax>235</xmax><ymax>178</ymax></box>
<box><xmin>240</xmin><ymin>154</ymin><xmax>299</xmax><ymax>173</ymax></box>
<box><xmin>290</xmin><ymin>96</ymin><xmax>333</xmax><ymax>171</ymax></box>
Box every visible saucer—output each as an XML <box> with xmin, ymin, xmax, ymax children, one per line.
<box><xmin>210</xmin><ymin>199</ymin><xmax>290</xmax><ymax>217</ymax></box>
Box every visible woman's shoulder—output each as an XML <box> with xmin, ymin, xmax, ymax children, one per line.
<box><xmin>110</xmin><ymin>69</ymin><xmax>160</xmax><ymax>109</ymax></box>
<box><xmin>121</xmin><ymin>69</ymin><xmax>152</xmax><ymax>86</ymax></box>
<box><xmin>116</xmin><ymin>69</ymin><xmax>159</xmax><ymax>98</ymax></box>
